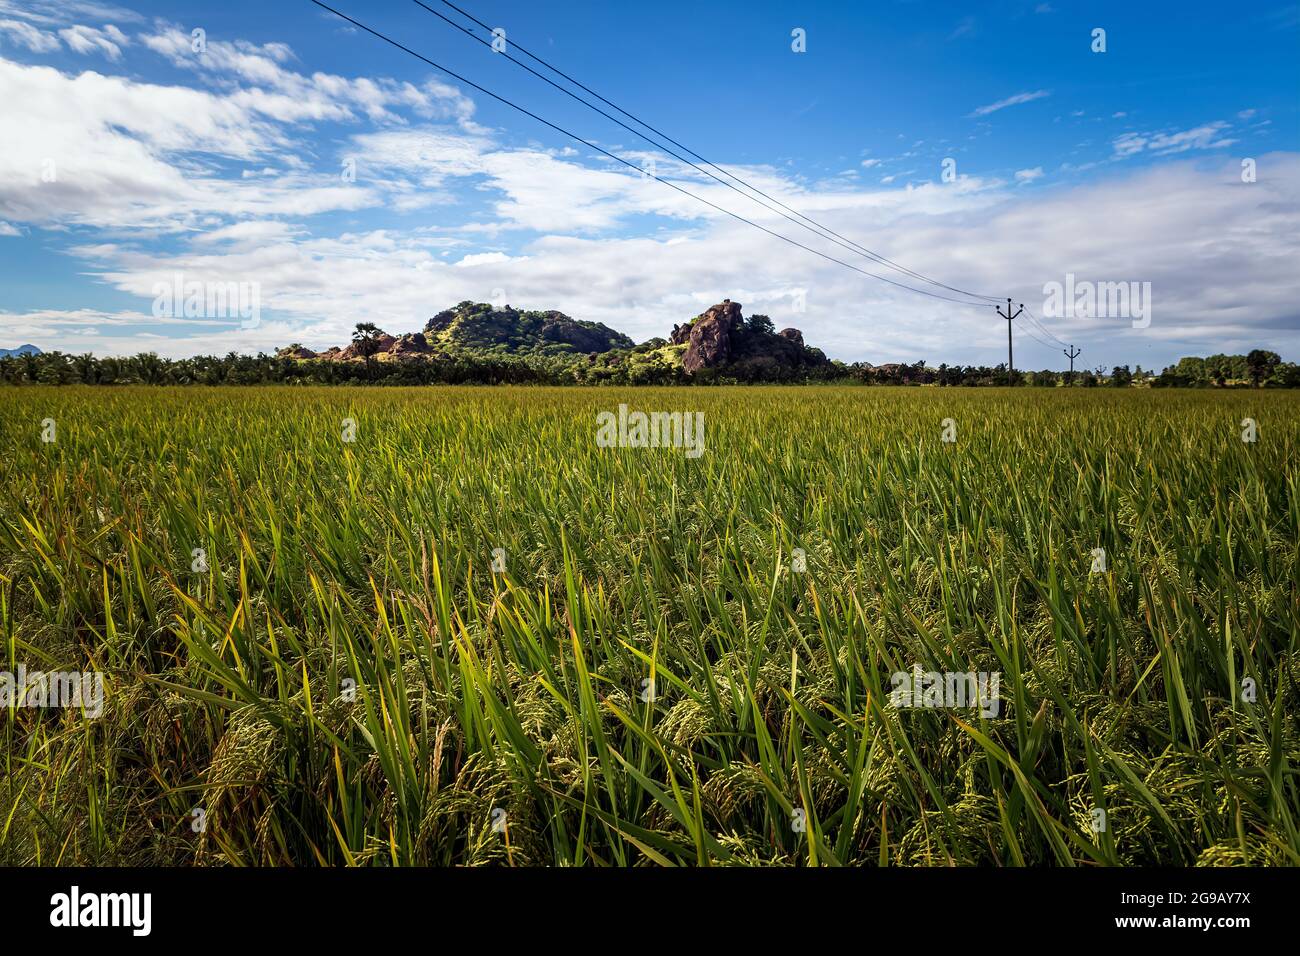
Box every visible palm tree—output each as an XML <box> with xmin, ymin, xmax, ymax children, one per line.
<box><xmin>73</xmin><ymin>352</ymin><xmax>97</xmax><ymax>384</ymax></box>
<box><xmin>352</xmin><ymin>323</ymin><xmax>385</xmax><ymax>376</ymax></box>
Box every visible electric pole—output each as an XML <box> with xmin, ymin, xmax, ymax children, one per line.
<box><xmin>1064</xmin><ymin>345</ymin><xmax>1082</xmax><ymax>382</ymax></box>
<box><xmin>996</xmin><ymin>298</ymin><xmax>1023</xmax><ymax>385</ymax></box>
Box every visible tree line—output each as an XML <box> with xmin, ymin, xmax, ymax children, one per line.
<box><xmin>2</xmin><ymin>347</ymin><xmax>1296</xmax><ymax>388</ymax></box>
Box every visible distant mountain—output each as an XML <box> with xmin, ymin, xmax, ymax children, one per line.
<box><xmin>0</xmin><ymin>344</ymin><xmax>41</xmax><ymax>358</ymax></box>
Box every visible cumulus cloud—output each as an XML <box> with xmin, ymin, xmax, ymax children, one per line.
<box><xmin>0</xmin><ymin>58</ymin><xmax>374</xmax><ymax>230</ymax></box>
<box><xmin>0</xmin><ymin>41</ymin><xmax>488</xmax><ymax>231</ymax></box>
<box><xmin>34</xmin><ymin>153</ymin><xmax>1296</xmax><ymax>370</ymax></box>
<box><xmin>1015</xmin><ymin>167</ymin><xmax>1044</xmax><ymax>183</ymax></box>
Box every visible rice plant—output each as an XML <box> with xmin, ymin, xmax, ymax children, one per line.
<box><xmin>0</xmin><ymin>385</ymin><xmax>1296</xmax><ymax>866</ymax></box>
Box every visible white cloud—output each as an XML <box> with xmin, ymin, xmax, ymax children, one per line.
<box><xmin>141</xmin><ymin>26</ymin><xmax>479</xmax><ymax>128</ymax></box>
<box><xmin>0</xmin><ymin>58</ymin><xmax>367</xmax><ymax>230</ymax></box>
<box><xmin>0</xmin><ymin>1</ymin><xmax>142</xmax><ymax>26</ymax></box>
<box><xmin>0</xmin><ymin>18</ymin><xmax>60</xmax><ymax>51</ymax></box>
<box><xmin>192</xmin><ymin>221</ymin><xmax>301</xmax><ymax>245</ymax></box>
<box><xmin>1015</xmin><ymin>167</ymin><xmax>1044</xmax><ymax>183</ymax></box>
<box><xmin>969</xmin><ymin>89</ymin><xmax>1050</xmax><ymax>117</ymax></box>
<box><xmin>0</xmin><ymin>220</ymin><xmax>19</xmax><ymax>235</ymax></box>
<box><xmin>58</xmin><ymin>23</ymin><xmax>128</xmax><ymax>60</ymax></box>
<box><xmin>455</xmin><ymin>251</ymin><xmax>515</xmax><ymax>268</ymax></box>
<box><xmin>1113</xmin><ymin>121</ymin><xmax>1237</xmax><ymax>158</ymax></box>
<box><xmin>40</xmin><ymin>153</ymin><xmax>1296</xmax><ymax>370</ymax></box>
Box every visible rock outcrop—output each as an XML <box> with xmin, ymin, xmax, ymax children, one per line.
<box><xmin>337</xmin><ymin>334</ymin><xmax>395</xmax><ymax>360</ymax></box>
<box><xmin>390</xmin><ymin>332</ymin><xmax>432</xmax><ymax>356</ymax></box>
<box><xmin>277</xmin><ymin>345</ymin><xmax>318</xmax><ymax>360</ymax></box>
<box><xmin>668</xmin><ymin>300</ymin><xmax>827</xmax><ymax>378</ymax></box>
<box><xmin>676</xmin><ymin>299</ymin><xmax>744</xmax><ymax>374</ymax></box>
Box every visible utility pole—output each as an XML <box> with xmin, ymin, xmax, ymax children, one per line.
<box><xmin>995</xmin><ymin>298</ymin><xmax>1023</xmax><ymax>385</ymax></box>
<box><xmin>1064</xmin><ymin>345</ymin><xmax>1082</xmax><ymax>382</ymax></box>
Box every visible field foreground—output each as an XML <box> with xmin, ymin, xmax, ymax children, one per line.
<box><xmin>0</xmin><ymin>385</ymin><xmax>1296</xmax><ymax>866</ymax></box>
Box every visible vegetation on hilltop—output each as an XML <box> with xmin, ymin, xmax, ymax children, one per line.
<box><xmin>421</xmin><ymin>301</ymin><xmax>634</xmax><ymax>357</ymax></box>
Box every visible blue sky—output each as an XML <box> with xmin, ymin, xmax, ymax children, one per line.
<box><xmin>1</xmin><ymin>0</ymin><xmax>1297</xmax><ymax>368</ymax></box>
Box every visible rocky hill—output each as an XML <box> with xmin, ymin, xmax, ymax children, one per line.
<box><xmin>424</xmin><ymin>301</ymin><xmax>633</xmax><ymax>355</ymax></box>
<box><xmin>282</xmin><ymin>299</ymin><xmax>828</xmax><ymax>381</ymax></box>
<box><xmin>668</xmin><ymin>299</ymin><xmax>828</xmax><ymax>379</ymax></box>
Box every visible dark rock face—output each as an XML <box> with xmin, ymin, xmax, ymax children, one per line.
<box><xmin>680</xmin><ymin>299</ymin><xmax>744</xmax><ymax>374</ymax></box>
<box><xmin>277</xmin><ymin>345</ymin><xmax>318</xmax><ymax>360</ymax></box>
<box><xmin>338</xmin><ymin>334</ymin><xmax>395</xmax><ymax>360</ymax></box>
<box><xmin>668</xmin><ymin>299</ymin><xmax>827</xmax><ymax>379</ymax></box>
<box><xmin>539</xmin><ymin>311</ymin><xmax>624</xmax><ymax>353</ymax></box>
<box><xmin>390</xmin><ymin>332</ymin><xmax>431</xmax><ymax>356</ymax></box>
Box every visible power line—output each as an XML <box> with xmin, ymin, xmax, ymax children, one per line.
<box><xmin>1018</xmin><ymin>302</ymin><xmax>1069</xmax><ymax>349</ymax></box>
<box><xmin>415</xmin><ymin>0</ymin><xmax>995</xmax><ymax>304</ymax></box>
<box><xmin>427</xmin><ymin>0</ymin><xmax>1004</xmax><ymax>306</ymax></box>
<box><xmin>1019</xmin><ymin>314</ymin><xmax>1063</xmax><ymax>348</ymax></box>
<box><xmin>1013</xmin><ymin>315</ymin><xmax>1061</xmax><ymax>350</ymax></box>
<box><xmin>438</xmin><ymin>0</ymin><xmax>1096</xmax><ymax>361</ymax></box>
<box><xmin>309</xmin><ymin>0</ymin><xmax>991</xmax><ymax>308</ymax></box>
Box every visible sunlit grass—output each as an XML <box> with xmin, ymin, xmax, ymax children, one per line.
<box><xmin>0</xmin><ymin>385</ymin><xmax>1296</xmax><ymax>865</ymax></box>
